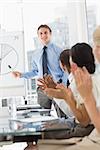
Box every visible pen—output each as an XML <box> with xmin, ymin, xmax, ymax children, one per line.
<box><xmin>8</xmin><ymin>65</ymin><xmax>13</xmax><ymax>71</ymax></box>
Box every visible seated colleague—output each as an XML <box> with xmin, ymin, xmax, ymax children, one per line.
<box><xmin>62</xmin><ymin>66</ymin><xmax>100</xmax><ymax>150</ymax></box>
<box><xmin>38</xmin><ymin>49</ymin><xmax>73</xmax><ymax>118</ymax></box>
<box><xmin>72</xmin><ymin>65</ymin><xmax>100</xmax><ymax>134</ymax></box>
<box><xmin>53</xmin><ymin>50</ymin><xmax>73</xmax><ymax>118</ymax></box>
<box><xmin>44</xmin><ymin>43</ymin><xmax>95</xmax><ymax>127</ymax></box>
<box><xmin>93</xmin><ymin>25</ymin><xmax>100</xmax><ymax>73</ymax></box>
<box><xmin>38</xmin><ymin>49</ymin><xmax>94</xmax><ymax>139</ymax></box>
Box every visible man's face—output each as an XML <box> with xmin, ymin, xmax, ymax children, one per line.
<box><xmin>37</xmin><ymin>27</ymin><xmax>51</xmax><ymax>45</ymax></box>
<box><xmin>93</xmin><ymin>45</ymin><xmax>100</xmax><ymax>63</ymax></box>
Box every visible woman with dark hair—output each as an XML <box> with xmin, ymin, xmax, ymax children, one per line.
<box><xmin>69</xmin><ymin>43</ymin><xmax>100</xmax><ymax>111</ymax></box>
<box><xmin>44</xmin><ymin>43</ymin><xmax>96</xmax><ymax>126</ymax></box>
<box><xmin>72</xmin><ymin>65</ymin><xmax>100</xmax><ymax>133</ymax></box>
<box><xmin>70</xmin><ymin>43</ymin><xmax>95</xmax><ymax>74</ymax></box>
<box><xmin>59</xmin><ymin>49</ymin><xmax>71</xmax><ymax>74</ymax></box>
<box><xmin>71</xmin><ymin>43</ymin><xmax>100</xmax><ymax>134</ymax></box>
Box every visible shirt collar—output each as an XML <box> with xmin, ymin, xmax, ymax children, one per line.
<box><xmin>68</xmin><ymin>73</ymin><xmax>73</xmax><ymax>83</ymax></box>
<box><xmin>42</xmin><ymin>42</ymin><xmax>52</xmax><ymax>49</ymax></box>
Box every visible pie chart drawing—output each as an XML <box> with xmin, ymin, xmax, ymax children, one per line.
<box><xmin>0</xmin><ymin>31</ymin><xmax>25</xmax><ymax>97</ymax></box>
<box><xmin>0</xmin><ymin>43</ymin><xmax>19</xmax><ymax>75</ymax></box>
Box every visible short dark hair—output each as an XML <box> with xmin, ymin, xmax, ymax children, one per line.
<box><xmin>60</xmin><ymin>49</ymin><xmax>70</xmax><ymax>68</ymax></box>
<box><xmin>71</xmin><ymin>43</ymin><xmax>95</xmax><ymax>74</ymax></box>
<box><xmin>37</xmin><ymin>24</ymin><xmax>52</xmax><ymax>33</ymax></box>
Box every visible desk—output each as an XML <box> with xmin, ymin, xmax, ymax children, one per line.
<box><xmin>0</xmin><ymin>119</ymin><xmax>76</xmax><ymax>150</ymax></box>
<box><xmin>0</xmin><ymin>109</ymin><xmax>77</xmax><ymax>150</ymax></box>
<box><xmin>0</xmin><ymin>125</ymin><xmax>42</xmax><ymax>150</ymax></box>
<box><xmin>0</xmin><ymin>113</ymin><xmax>59</xmax><ymax>150</ymax></box>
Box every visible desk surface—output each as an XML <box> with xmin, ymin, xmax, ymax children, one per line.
<box><xmin>0</xmin><ymin>112</ymin><xmax>59</xmax><ymax>144</ymax></box>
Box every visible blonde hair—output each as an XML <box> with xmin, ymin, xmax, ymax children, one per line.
<box><xmin>93</xmin><ymin>26</ymin><xmax>100</xmax><ymax>46</ymax></box>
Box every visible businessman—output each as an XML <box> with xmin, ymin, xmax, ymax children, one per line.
<box><xmin>12</xmin><ymin>24</ymin><xmax>68</xmax><ymax>110</ymax></box>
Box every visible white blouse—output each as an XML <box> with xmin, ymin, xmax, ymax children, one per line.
<box><xmin>69</xmin><ymin>72</ymin><xmax>100</xmax><ymax>108</ymax></box>
<box><xmin>95</xmin><ymin>63</ymin><xmax>100</xmax><ymax>74</ymax></box>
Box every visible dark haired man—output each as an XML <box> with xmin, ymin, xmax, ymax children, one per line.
<box><xmin>12</xmin><ymin>24</ymin><xmax>67</xmax><ymax>110</ymax></box>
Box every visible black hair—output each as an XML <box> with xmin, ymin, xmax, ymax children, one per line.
<box><xmin>60</xmin><ymin>49</ymin><xmax>71</xmax><ymax>73</ymax></box>
<box><xmin>71</xmin><ymin>43</ymin><xmax>95</xmax><ymax>74</ymax></box>
<box><xmin>37</xmin><ymin>24</ymin><xmax>52</xmax><ymax>33</ymax></box>
<box><xmin>60</xmin><ymin>49</ymin><xmax>70</xmax><ymax>68</ymax></box>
